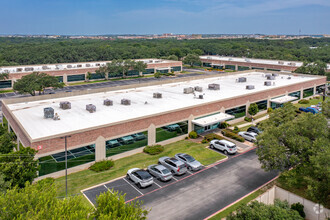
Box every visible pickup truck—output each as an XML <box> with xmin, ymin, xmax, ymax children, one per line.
<box><xmin>298</xmin><ymin>107</ymin><xmax>319</xmax><ymax>114</ymax></box>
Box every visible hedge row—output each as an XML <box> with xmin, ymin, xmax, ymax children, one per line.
<box><xmin>143</xmin><ymin>145</ymin><xmax>164</xmax><ymax>155</ymax></box>
<box><xmin>89</xmin><ymin>160</ymin><xmax>115</xmax><ymax>172</ymax></box>
<box><xmin>222</xmin><ymin>129</ymin><xmax>245</xmax><ymax>142</ymax></box>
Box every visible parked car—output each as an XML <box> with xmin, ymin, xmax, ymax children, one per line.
<box><xmin>238</xmin><ymin>131</ymin><xmax>258</xmax><ymax>142</ymax></box>
<box><xmin>118</xmin><ymin>135</ymin><xmax>135</xmax><ymax>144</ymax></box>
<box><xmin>299</xmin><ymin>107</ymin><xmax>319</xmax><ymax>114</ymax></box>
<box><xmin>209</xmin><ymin>139</ymin><xmax>237</xmax><ymax>155</ymax></box>
<box><xmin>247</xmin><ymin>126</ymin><xmax>262</xmax><ymax>134</ymax></box>
<box><xmin>127</xmin><ymin>168</ymin><xmax>153</xmax><ymax>188</ymax></box>
<box><xmin>147</xmin><ymin>164</ymin><xmax>172</xmax><ymax>181</ymax></box>
<box><xmin>174</xmin><ymin>153</ymin><xmax>202</xmax><ymax>171</ymax></box>
<box><xmin>132</xmin><ymin>133</ymin><xmax>146</xmax><ymax>141</ymax></box>
<box><xmin>158</xmin><ymin>157</ymin><xmax>187</xmax><ymax>175</ymax></box>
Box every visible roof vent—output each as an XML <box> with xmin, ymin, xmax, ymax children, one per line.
<box><xmin>266</xmin><ymin>75</ymin><xmax>275</xmax><ymax>80</ymax></box>
<box><xmin>183</xmin><ymin>87</ymin><xmax>194</xmax><ymax>94</ymax></box>
<box><xmin>42</xmin><ymin>66</ymin><xmax>49</xmax><ymax>70</ymax></box>
<box><xmin>208</xmin><ymin>84</ymin><xmax>220</xmax><ymax>90</ymax></box>
<box><xmin>103</xmin><ymin>99</ymin><xmax>113</xmax><ymax>106</ymax></box>
<box><xmin>67</xmin><ymin>65</ymin><xmax>72</xmax><ymax>68</ymax></box>
<box><xmin>264</xmin><ymin>81</ymin><xmax>271</xmax><ymax>86</ymax></box>
<box><xmin>237</xmin><ymin>77</ymin><xmax>247</xmax><ymax>83</ymax></box>
<box><xmin>24</xmin><ymin>67</ymin><xmax>34</xmax><ymax>71</ymax></box>
<box><xmin>153</xmin><ymin>93</ymin><xmax>162</xmax><ymax>98</ymax></box>
<box><xmin>44</xmin><ymin>107</ymin><xmax>54</xmax><ymax>119</ymax></box>
<box><xmin>278</xmin><ymin>61</ymin><xmax>284</xmax><ymax>64</ymax></box>
<box><xmin>86</xmin><ymin>104</ymin><xmax>96</xmax><ymax>113</ymax></box>
<box><xmin>60</xmin><ymin>101</ymin><xmax>71</xmax><ymax>110</ymax></box>
<box><xmin>121</xmin><ymin>99</ymin><xmax>131</xmax><ymax>105</ymax></box>
<box><xmin>287</xmin><ymin>76</ymin><xmax>291</xmax><ymax>80</ymax></box>
<box><xmin>272</xmin><ymin>73</ymin><xmax>279</xmax><ymax>77</ymax></box>
<box><xmin>77</xmin><ymin>64</ymin><xmax>82</xmax><ymax>68</ymax></box>
<box><xmin>246</xmin><ymin>85</ymin><xmax>255</xmax><ymax>90</ymax></box>
<box><xmin>16</xmin><ymin>68</ymin><xmax>23</xmax><ymax>72</ymax></box>
<box><xmin>194</xmin><ymin>86</ymin><xmax>203</xmax><ymax>92</ymax></box>
<box><xmin>86</xmin><ymin>64</ymin><xmax>91</xmax><ymax>67</ymax></box>
<box><xmin>198</xmin><ymin>95</ymin><xmax>204</xmax><ymax>99</ymax></box>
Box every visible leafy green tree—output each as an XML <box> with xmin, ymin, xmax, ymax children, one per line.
<box><xmin>0</xmin><ymin>178</ymin><xmax>91</xmax><ymax>219</ymax></box>
<box><xmin>248</xmin><ymin>103</ymin><xmax>259</xmax><ymax>117</ymax></box>
<box><xmin>92</xmin><ymin>190</ymin><xmax>149</xmax><ymax>219</ymax></box>
<box><xmin>322</xmin><ymin>99</ymin><xmax>330</xmax><ymax>118</ymax></box>
<box><xmin>106</xmin><ymin>59</ymin><xmax>121</xmax><ymax>78</ymax></box>
<box><xmin>0</xmin><ymin>173</ymin><xmax>11</xmax><ymax>194</ymax></box>
<box><xmin>183</xmin><ymin>53</ymin><xmax>201</xmax><ymax>67</ymax></box>
<box><xmin>0</xmin><ymin>147</ymin><xmax>39</xmax><ymax>188</ymax></box>
<box><xmin>294</xmin><ymin>61</ymin><xmax>328</xmax><ymax>79</ymax></box>
<box><xmin>170</xmin><ymin>48</ymin><xmax>184</xmax><ymax>59</ymax></box>
<box><xmin>227</xmin><ymin>200</ymin><xmax>303</xmax><ymax>220</ymax></box>
<box><xmin>259</xmin><ymin>103</ymin><xmax>296</xmax><ymax>129</ymax></box>
<box><xmin>86</xmin><ymin>72</ymin><xmax>92</xmax><ymax>81</ymax></box>
<box><xmin>0</xmin><ymin>133</ymin><xmax>16</xmax><ymax>154</ymax></box>
<box><xmin>134</xmin><ymin>61</ymin><xmax>147</xmax><ymax>76</ymax></box>
<box><xmin>0</xmin><ymin>72</ymin><xmax>9</xmax><ymax>81</ymax></box>
<box><xmin>167</xmin><ymin>55</ymin><xmax>178</xmax><ymax>61</ymax></box>
<box><xmin>192</xmin><ymin>49</ymin><xmax>204</xmax><ymax>55</ymax></box>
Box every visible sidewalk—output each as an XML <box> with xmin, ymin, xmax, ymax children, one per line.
<box><xmin>229</xmin><ymin>115</ymin><xmax>269</xmax><ymax>129</ymax></box>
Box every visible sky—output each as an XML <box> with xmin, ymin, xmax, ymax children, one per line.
<box><xmin>0</xmin><ymin>0</ymin><xmax>329</xmax><ymax>35</ymax></box>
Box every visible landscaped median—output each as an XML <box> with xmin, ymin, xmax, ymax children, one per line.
<box><xmin>54</xmin><ymin>140</ymin><xmax>226</xmax><ymax>201</ymax></box>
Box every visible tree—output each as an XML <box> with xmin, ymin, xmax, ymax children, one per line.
<box><xmin>0</xmin><ymin>179</ymin><xmax>91</xmax><ymax>219</ymax></box>
<box><xmin>96</xmin><ymin>65</ymin><xmax>108</xmax><ymax>80</ymax></box>
<box><xmin>294</xmin><ymin>61</ymin><xmax>328</xmax><ymax>79</ymax></box>
<box><xmin>258</xmin><ymin>103</ymin><xmax>296</xmax><ymax>129</ymax></box>
<box><xmin>0</xmin><ymin>173</ymin><xmax>11</xmax><ymax>194</ymax></box>
<box><xmin>183</xmin><ymin>53</ymin><xmax>201</xmax><ymax>67</ymax></box>
<box><xmin>92</xmin><ymin>190</ymin><xmax>149</xmax><ymax>219</ymax></box>
<box><xmin>227</xmin><ymin>200</ymin><xmax>303</xmax><ymax>220</ymax></box>
<box><xmin>0</xmin><ymin>147</ymin><xmax>39</xmax><ymax>188</ymax></box>
<box><xmin>0</xmin><ymin>72</ymin><xmax>9</xmax><ymax>81</ymax></box>
<box><xmin>248</xmin><ymin>103</ymin><xmax>259</xmax><ymax>117</ymax></box>
<box><xmin>167</xmin><ymin>55</ymin><xmax>178</xmax><ymax>61</ymax></box>
<box><xmin>106</xmin><ymin>59</ymin><xmax>121</xmax><ymax>78</ymax></box>
<box><xmin>13</xmin><ymin>72</ymin><xmax>63</xmax><ymax>96</ymax></box>
<box><xmin>322</xmin><ymin>99</ymin><xmax>330</xmax><ymax>118</ymax></box>
<box><xmin>134</xmin><ymin>61</ymin><xmax>147</xmax><ymax>76</ymax></box>
<box><xmin>86</xmin><ymin>72</ymin><xmax>92</xmax><ymax>81</ymax></box>
<box><xmin>0</xmin><ymin>133</ymin><xmax>16</xmax><ymax>154</ymax></box>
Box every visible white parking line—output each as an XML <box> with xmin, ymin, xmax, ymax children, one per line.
<box><xmin>153</xmin><ymin>181</ymin><xmax>162</xmax><ymax>188</ymax></box>
<box><xmin>103</xmin><ymin>185</ymin><xmax>114</xmax><ymax>194</ymax></box>
<box><xmin>123</xmin><ymin>178</ymin><xmax>144</xmax><ymax>196</ymax></box>
<box><xmin>172</xmin><ymin>176</ymin><xmax>178</xmax><ymax>181</ymax></box>
<box><xmin>187</xmin><ymin>170</ymin><xmax>193</xmax><ymax>175</ymax></box>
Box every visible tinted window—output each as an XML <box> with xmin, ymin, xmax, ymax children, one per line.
<box><xmin>136</xmin><ymin>171</ymin><xmax>151</xmax><ymax>180</ymax></box>
<box><xmin>227</xmin><ymin>145</ymin><xmax>236</xmax><ymax>149</ymax></box>
<box><xmin>183</xmin><ymin>155</ymin><xmax>195</xmax><ymax>163</ymax></box>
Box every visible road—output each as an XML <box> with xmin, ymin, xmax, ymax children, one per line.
<box><xmin>142</xmin><ymin>149</ymin><xmax>277</xmax><ymax>220</ymax></box>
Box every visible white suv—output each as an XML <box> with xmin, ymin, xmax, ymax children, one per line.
<box><xmin>210</xmin><ymin>139</ymin><xmax>237</xmax><ymax>155</ymax></box>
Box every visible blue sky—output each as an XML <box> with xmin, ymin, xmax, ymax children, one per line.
<box><xmin>1</xmin><ymin>0</ymin><xmax>329</xmax><ymax>35</ymax></box>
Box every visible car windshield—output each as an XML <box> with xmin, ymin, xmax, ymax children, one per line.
<box><xmin>227</xmin><ymin>145</ymin><xmax>236</xmax><ymax>148</ymax></box>
<box><xmin>161</xmin><ymin>169</ymin><xmax>170</xmax><ymax>174</ymax></box>
<box><xmin>136</xmin><ymin>171</ymin><xmax>151</xmax><ymax>180</ymax></box>
<box><xmin>183</xmin><ymin>155</ymin><xmax>195</xmax><ymax>163</ymax></box>
<box><xmin>179</xmin><ymin>164</ymin><xmax>186</xmax><ymax>169</ymax></box>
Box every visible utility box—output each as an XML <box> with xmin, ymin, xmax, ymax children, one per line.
<box><xmin>246</xmin><ymin>85</ymin><xmax>255</xmax><ymax>90</ymax></box>
<box><xmin>103</xmin><ymin>99</ymin><xmax>113</xmax><ymax>106</ymax></box>
<box><xmin>153</xmin><ymin>93</ymin><xmax>162</xmax><ymax>98</ymax></box>
<box><xmin>198</xmin><ymin>95</ymin><xmax>204</xmax><ymax>99</ymax></box>
<box><xmin>121</xmin><ymin>99</ymin><xmax>131</xmax><ymax>105</ymax></box>
<box><xmin>183</xmin><ymin>87</ymin><xmax>194</xmax><ymax>94</ymax></box>
<box><xmin>238</xmin><ymin>77</ymin><xmax>247</xmax><ymax>83</ymax></box>
<box><xmin>44</xmin><ymin>107</ymin><xmax>54</xmax><ymax>119</ymax></box>
<box><xmin>86</xmin><ymin>104</ymin><xmax>96</xmax><ymax>113</ymax></box>
<box><xmin>272</xmin><ymin>73</ymin><xmax>279</xmax><ymax>77</ymax></box>
<box><xmin>208</xmin><ymin>84</ymin><xmax>220</xmax><ymax>90</ymax></box>
<box><xmin>194</xmin><ymin>86</ymin><xmax>203</xmax><ymax>92</ymax></box>
<box><xmin>60</xmin><ymin>101</ymin><xmax>71</xmax><ymax>110</ymax></box>
<box><xmin>264</xmin><ymin>81</ymin><xmax>271</xmax><ymax>86</ymax></box>
<box><xmin>267</xmin><ymin>75</ymin><xmax>275</xmax><ymax>80</ymax></box>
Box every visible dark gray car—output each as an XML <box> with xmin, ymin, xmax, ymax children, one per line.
<box><xmin>158</xmin><ymin>156</ymin><xmax>187</xmax><ymax>175</ymax></box>
<box><xmin>174</xmin><ymin>153</ymin><xmax>203</xmax><ymax>171</ymax></box>
<box><xmin>147</xmin><ymin>164</ymin><xmax>173</xmax><ymax>181</ymax></box>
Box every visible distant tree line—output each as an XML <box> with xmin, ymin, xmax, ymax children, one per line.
<box><xmin>0</xmin><ymin>37</ymin><xmax>329</xmax><ymax>67</ymax></box>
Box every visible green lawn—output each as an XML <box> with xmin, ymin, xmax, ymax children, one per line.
<box><xmin>294</xmin><ymin>96</ymin><xmax>327</xmax><ymax>108</ymax></box>
<box><xmin>0</xmin><ymin>89</ymin><xmax>14</xmax><ymax>94</ymax></box>
<box><xmin>54</xmin><ymin>140</ymin><xmax>226</xmax><ymax>199</ymax></box>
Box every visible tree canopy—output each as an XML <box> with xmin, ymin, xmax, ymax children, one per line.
<box><xmin>248</xmin><ymin>103</ymin><xmax>259</xmax><ymax>117</ymax></box>
<box><xmin>183</xmin><ymin>53</ymin><xmax>201</xmax><ymax>67</ymax></box>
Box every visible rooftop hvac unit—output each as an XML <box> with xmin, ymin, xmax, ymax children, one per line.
<box><xmin>121</xmin><ymin>99</ymin><xmax>131</xmax><ymax>105</ymax></box>
<box><xmin>198</xmin><ymin>95</ymin><xmax>204</xmax><ymax>99</ymax></box>
<box><xmin>103</xmin><ymin>99</ymin><xmax>113</xmax><ymax>106</ymax></box>
<box><xmin>183</xmin><ymin>87</ymin><xmax>194</xmax><ymax>94</ymax></box>
<box><xmin>272</xmin><ymin>73</ymin><xmax>279</xmax><ymax>77</ymax></box>
<box><xmin>265</xmin><ymin>73</ymin><xmax>272</xmax><ymax>78</ymax></box>
<box><xmin>42</xmin><ymin>66</ymin><xmax>49</xmax><ymax>70</ymax></box>
<box><xmin>246</xmin><ymin>85</ymin><xmax>255</xmax><ymax>90</ymax></box>
<box><xmin>194</xmin><ymin>86</ymin><xmax>203</xmax><ymax>92</ymax></box>
<box><xmin>67</xmin><ymin>65</ymin><xmax>72</xmax><ymax>68</ymax></box>
<box><xmin>86</xmin><ymin>104</ymin><xmax>96</xmax><ymax>113</ymax></box>
<box><xmin>287</xmin><ymin>76</ymin><xmax>291</xmax><ymax>80</ymax></box>
<box><xmin>266</xmin><ymin>76</ymin><xmax>275</xmax><ymax>80</ymax></box>
<box><xmin>153</xmin><ymin>93</ymin><xmax>162</xmax><ymax>98</ymax></box>
<box><xmin>24</xmin><ymin>67</ymin><xmax>34</xmax><ymax>71</ymax></box>
<box><xmin>238</xmin><ymin>77</ymin><xmax>247</xmax><ymax>83</ymax></box>
<box><xmin>77</xmin><ymin>64</ymin><xmax>82</xmax><ymax>68</ymax></box>
<box><xmin>16</xmin><ymin>68</ymin><xmax>23</xmax><ymax>72</ymax></box>
<box><xmin>86</xmin><ymin>64</ymin><xmax>91</xmax><ymax>67</ymax></box>
<box><xmin>278</xmin><ymin>61</ymin><xmax>284</xmax><ymax>64</ymax></box>
<box><xmin>60</xmin><ymin>101</ymin><xmax>71</xmax><ymax>110</ymax></box>
<box><xmin>264</xmin><ymin>81</ymin><xmax>271</xmax><ymax>86</ymax></box>
<box><xmin>208</xmin><ymin>84</ymin><xmax>220</xmax><ymax>90</ymax></box>
<box><xmin>44</xmin><ymin>107</ymin><xmax>54</xmax><ymax>119</ymax></box>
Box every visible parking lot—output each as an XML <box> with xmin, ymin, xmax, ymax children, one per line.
<box><xmin>82</xmin><ymin>164</ymin><xmax>200</xmax><ymax>205</ymax></box>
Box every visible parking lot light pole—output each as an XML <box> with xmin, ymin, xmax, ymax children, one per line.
<box><xmin>60</xmin><ymin>135</ymin><xmax>71</xmax><ymax>198</ymax></box>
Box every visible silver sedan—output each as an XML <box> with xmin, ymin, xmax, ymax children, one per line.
<box><xmin>238</xmin><ymin>131</ymin><xmax>258</xmax><ymax>142</ymax></box>
<box><xmin>174</xmin><ymin>153</ymin><xmax>203</xmax><ymax>171</ymax></box>
<box><xmin>147</xmin><ymin>164</ymin><xmax>173</xmax><ymax>181</ymax></box>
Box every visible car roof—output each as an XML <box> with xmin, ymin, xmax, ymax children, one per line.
<box><xmin>155</xmin><ymin>165</ymin><xmax>167</xmax><ymax>170</ymax></box>
<box><xmin>219</xmin><ymin>139</ymin><xmax>235</xmax><ymax>146</ymax></box>
<box><xmin>249</xmin><ymin>126</ymin><xmax>258</xmax><ymax>129</ymax></box>
<box><xmin>247</xmin><ymin>131</ymin><xmax>258</xmax><ymax>136</ymax></box>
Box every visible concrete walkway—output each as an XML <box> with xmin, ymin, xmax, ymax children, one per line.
<box><xmin>229</xmin><ymin>115</ymin><xmax>269</xmax><ymax>129</ymax></box>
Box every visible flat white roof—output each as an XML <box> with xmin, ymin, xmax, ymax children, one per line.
<box><xmin>201</xmin><ymin>56</ymin><xmax>330</xmax><ymax>70</ymax></box>
<box><xmin>270</xmin><ymin>95</ymin><xmax>298</xmax><ymax>104</ymax></box>
<box><xmin>7</xmin><ymin>72</ymin><xmax>319</xmax><ymax>140</ymax></box>
<box><xmin>192</xmin><ymin>113</ymin><xmax>234</xmax><ymax>127</ymax></box>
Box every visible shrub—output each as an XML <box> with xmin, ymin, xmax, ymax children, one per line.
<box><xmin>298</xmin><ymin>99</ymin><xmax>309</xmax><ymax>104</ymax></box>
<box><xmin>291</xmin><ymin>203</ymin><xmax>305</xmax><ymax>218</ymax></box>
<box><xmin>143</xmin><ymin>145</ymin><xmax>164</xmax><ymax>155</ymax></box>
<box><xmin>204</xmin><ymin>133</ymin><xmax>223</xmax><ymax>142</ymax></box>
<box><xmin>89</xmin><ymin>160</ymin><xmax>114</xmax><ymax>172</ymax></box>
<box><xmin>188</xmin><ymin>131</ymin><xmax>198</xmax><ymax>139</ymax></box>
<box><xmin>201</xmin><ymin>139</ymin><xmax>208</xmax><ymax>144</ymax></box>
<box><xmin>244</xmin><ymin>116</ymin><xmax>252</xmax><ymax>122</ymax></box>
<box><xmin>219</xmin><ymin>122</ymin><xmax>229</xmax><ymax>129</ymax></box>
<box><xmin>185</xmin><ymin>136</ymin><xmax>188</xmax><ymax>140</ymax></box>
<box><xmin>233</xmin><ymin>126</ymin><xmax>240</xmax><ymax>134</ymax></box>
<box><xmin>267</xmin><ymin>107</ymin><xmax>273</xmax><ymax>113</ymax></box>
<box><xmin>154</xmin><ymin>72</ymin><xmax>161</xmax><ymax>78</ymax></box>
<box><xmin>222</xmin><ymin>129</ymin><xmax>245</xmax><ymax>142</ymax></box>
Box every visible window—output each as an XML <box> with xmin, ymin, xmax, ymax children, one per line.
<box><xmin>289</xmin><ymin>91</ymin><xmax>301</xmax><ymax>99</ymax></box>
<box><xmin>0</xmin><ymin>80</ymin><xmax>12</xmax><ymax>89</ymax></box>
<box><xmin>143</xmin><ymin>68</ymin><xmax>154</xmax><ymax>74</ymax></box>
<box><xmin>316</xmin><ymin>85</ymin><xmax>325</xmax><ymax>94</ymax></box>
<box><xmin>156</xmin><ymin>121</ymin><xmax>188</xmax><ymax>143</ymax></box>
<box><xmin>303</xmin><ymin>88</ymin><xmax>314</xmax><ymax>98</ymax></box>
<box><xmin>171</xmin><ymin>66</ymin><xmax>181</xmax><ymax>72</ymax></box>
<box><xmin>225</xmin><ymin>105</ymin><xmax>246</xmax><ymax>119</ymax></box>
<box><xmin>67</xmin><ymin>74</ymin><xmax>85</xmax><ymax>82</ymax></box>
<box><xmin>56</xmin><ymin>76</ymin><xmax>63</xmax><ymax>83</ymax></box>
<box><xmin>256</xmin><ymin>100</ymin><xmax>267</xmax><ymax>111</ymax></box>
<box><xmin>90</xmin><ymin>73</ymin><xmax>105</xmax><ymax>80</ymax></box>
